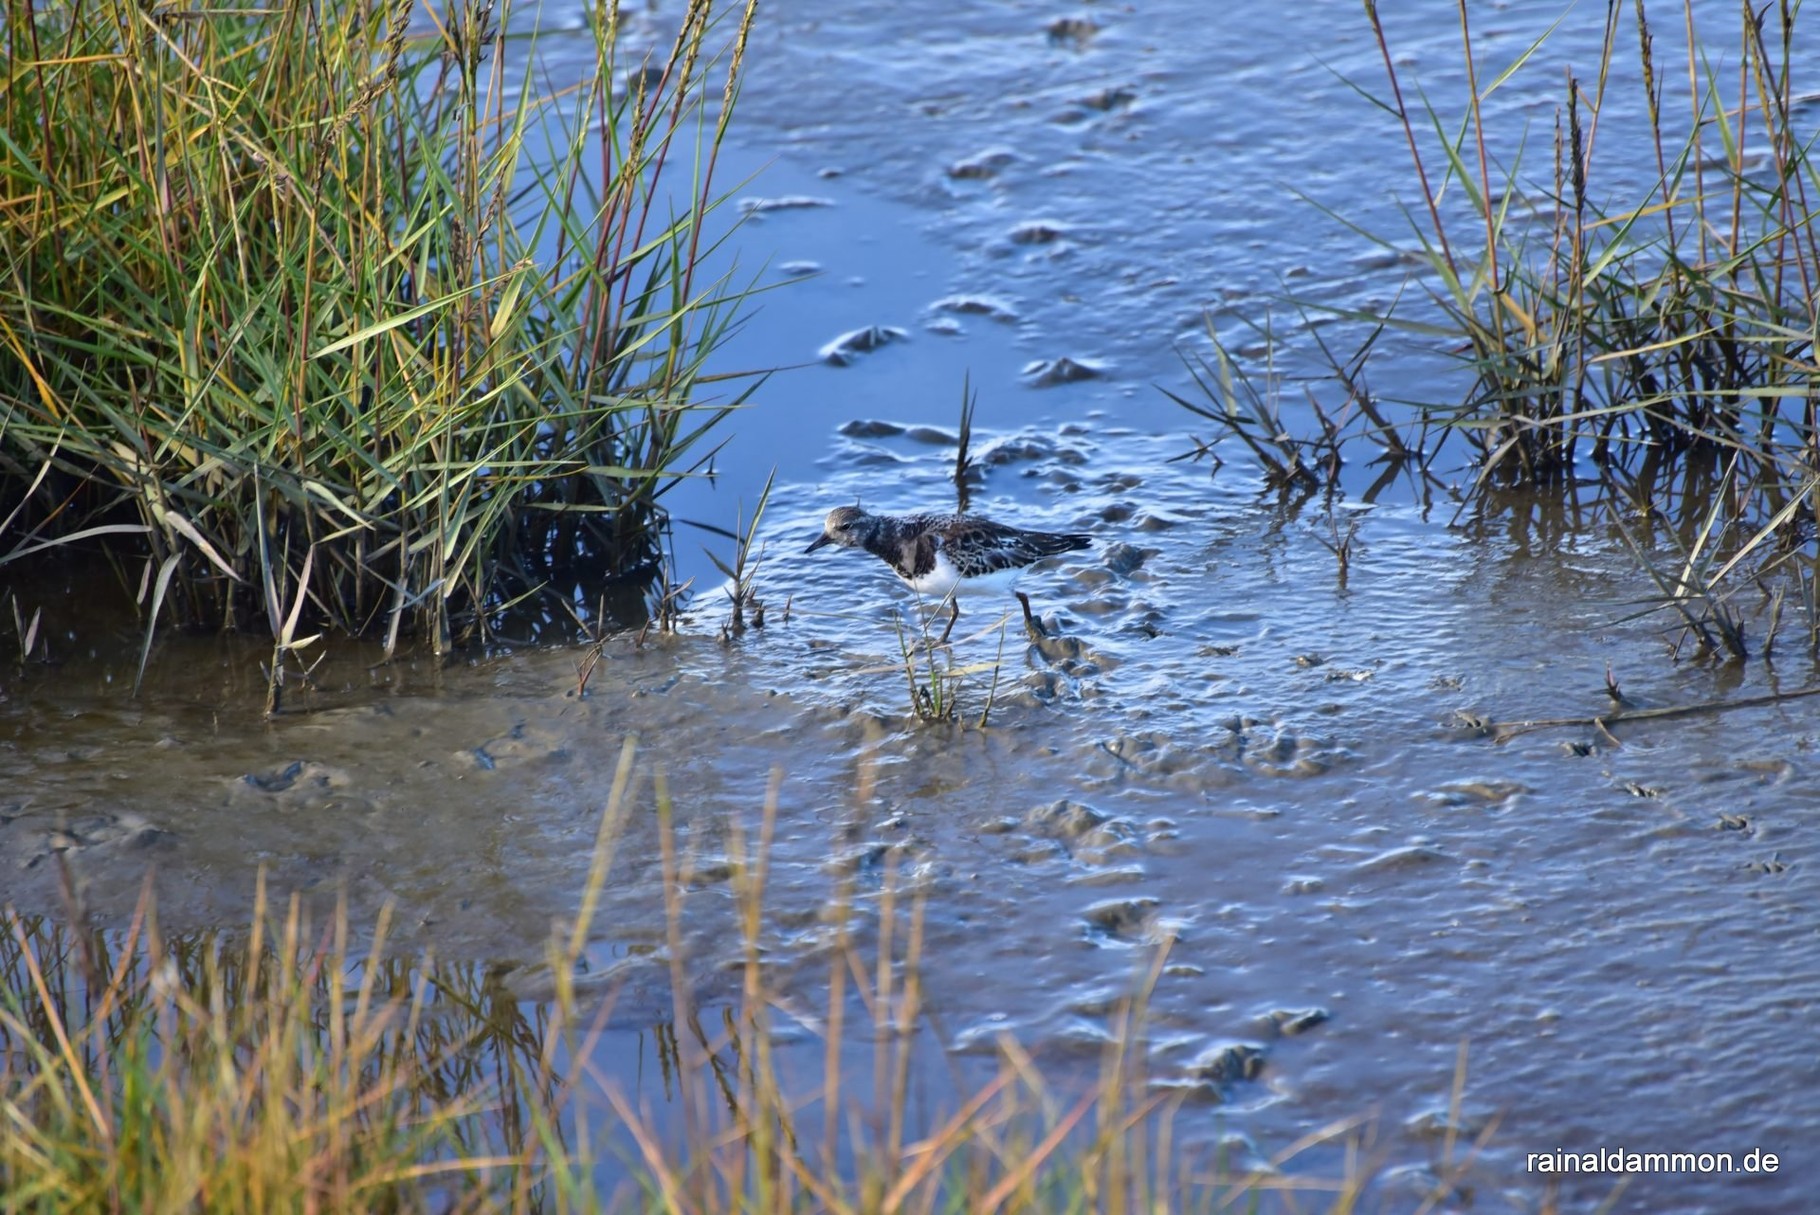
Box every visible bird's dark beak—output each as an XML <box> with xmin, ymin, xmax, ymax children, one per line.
<box><xmin>805</xmin><ymin>533</ymin><xmax>832</xmax><ymax>555</ymax></box>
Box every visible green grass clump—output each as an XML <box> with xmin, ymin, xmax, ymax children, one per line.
<box><xmin>1352</xmin><ymin>0</ymin><xmax>1820</xmax><ymax>493</ymax></box>
<box><xmin>1183</xmin><ymin>2</ymin><xmax>1820</xmax><ymax>660</ymax></box>
<box><xmin>1363</xmin><ymin>0</ymin><xmax>1820</xmax><ymax>659</ymax></box>
<box><xmin>1</xmin><ymin>0</ymin><xmax>757</xmax><ymax>652</ymax></box>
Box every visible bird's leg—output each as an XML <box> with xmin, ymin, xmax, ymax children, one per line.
<box><xmin>1015</xmin><ymin>591</ymin><xmax>1045</xmax><ymax>641</ymax></box>
<box><xmin>939</xmin><ymin>597</ymin><xmax>961</xmax><ymax>644</ymax></box>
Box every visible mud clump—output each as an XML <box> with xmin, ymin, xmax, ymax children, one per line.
<box><xmin>240</xmin><ymin>760</ymin><xmax>352</xmax><ymax>793</ymax></box>
<box><xmin>1026</xmin><ymin>799</ymin><xmax>1109</xmax><ymax>839</ymax></box>
<box><xmin>1045</xmin><ymin>16</ymin><xmax>1099</xmax><ymax>46</ymax></box>
<box><xmin>973</xmin><ymin>433</ymin><xmax>1082</xmax><ymax>467</ymax></box>
<box><xmin>1021</xmin><ymin>356</ymin><xmax>1107</xmax><ymax>386</ymax></box>
<box><xmin>8</xmin><ymin>811</ymin><xmax>173</xmax><ymax>872</ymax></box>
<box><xmin>929</xmin><ymin>293</ymin><xmax>1020</xmax><ymax>322</ymax></box>
<box><xmin>1009</xmin><ymin>219</ymin><xmax>1070</xmax><ymax>245</ymax></box>
<box><xmin>1352</xmin><ymin>843</ymin><xmax>1450</xmax><ymax>875</ymax></box>
<box><xmin>1260</xmin><ymin>1007</ymin><xmax>1330</xmax><ymax>1037</ymax></box>
<box><xmin>946</xmin><ymin>148</ymin><xmax>1018</xmax><ymax>180</ymax></box>
<box><xmin>738</xmin><ymin>194</ymin><xmax>835</xmax><ymax>214</ymax></box>
<box><xmin>1181</xmin><ymin>1041</ymin><xmax>1267</xmax><ymax>1092</ymax></box>
<box><xmin>1080</xmin><ymin>895</ymin><xmax>1161</xmax><ymax>943</ymax></box>
<box><xmin>1078</xmin><ymin>85</ymin><xmax>1136</xmax><ymax>112</ymax></box>
<box><xmin>820</xmin><ymin>325</ymin><xmax>909</xmax><ymax>366</ymax></box>
<box><xmin>1094</xmin><ymin>731</ymin><xmax>1242</xmax><ymax>791</ymax></box>
<box><xmin>1025</xmin><ymin>800</ymin><xmax>1141</xmax><ymax>867</ymax></box>
<box><xmin>1102</xmin><ymin>542</ymin><xmax>1150</xmax><ymax>576</ymax></box>
<box><xmin>837</xmin><ymin>419</ymin><xmax>906</xmax><ymax>438</ymax></box>
<box><xmin>1236</xmin><ymin>723</ymin><xmax>1336</xmax><ymax>779</ymax></box>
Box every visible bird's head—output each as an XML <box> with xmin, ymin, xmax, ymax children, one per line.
<box><xmin>805</xmin><ymin>505</ymin><xmax>868</xmax><ymax>554</ymax></box>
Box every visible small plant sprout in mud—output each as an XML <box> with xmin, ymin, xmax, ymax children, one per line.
<box><xmin>1603</xmin><ymin>662</ymin><xmax>1629</xmax><ymax>708</ymax></box>
<box><xmin>1169</xmin><ymin>315</ymin><xmax>1433</xmax><ymax>503</ymax></box>
<box><xmin>1316</xmin><ymin>509</ymin><xmax>1361</xmax><ymax>587</ymax></box>
<box><xmin>569</xmin><ymin>590</ymin><xmax>616</xmax><ymax>697</ymax></box>
<box><xmin>7</xmin><ymin>594</ymin><xmax>40</xmax><ymax>666</ymax></box>
<box><xmin>1608</xmin><ymin>468</ymin><xmax>1756</xmax><ymax>663</ymax></box>
<box><xmin>259</xmin><ymin>544</ymin><xmax>325</xmax><ymax>718</ymax></box>
<box><xmin>1167</xmin><ymin>322</ymin><xmax>1326</xmax><ymax>494</ymax></box>
<box><xmin>643</xmin><ymin>559</ymin><xmax>694</xmax><ymax>641</ymax></box>
<box><xmin>698</xmin><ymin>468</ymin><xmax>776</xmax><ymax>640</ymax></box>
<box><xmin>887</xmin><ymin>595</ymin><xmax>1013</xmax><ymax>725</ymax></box>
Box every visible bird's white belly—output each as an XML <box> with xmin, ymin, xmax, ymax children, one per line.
<box><xmin>900</xmin><ymin>553</ymin><xmax>1024</xmax><ymax>599</ymax></box>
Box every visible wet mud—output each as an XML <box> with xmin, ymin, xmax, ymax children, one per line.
<box><xmin>8</xmin><ymin>424</ymin><xmax>1815</xmax><ymax>1211</ymax></box>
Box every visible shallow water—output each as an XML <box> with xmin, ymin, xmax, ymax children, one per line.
<box><xmin>6</xmin><ymin>1</ymin><xmax>1819</xmax><ymax>1210</ymax></box>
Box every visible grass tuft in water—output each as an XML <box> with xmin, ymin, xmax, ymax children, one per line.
<box><xmin>1350</xmin><ymin>2</ymin><xmax>1820</xmax><ymax>496</ymax></box>
<box><xmin>697</xmin><ymin>468</ymin><xmax>775</xmax><ymax>640</ymax></box>
<box><xmin>1186</xmin><ymin>2</ymin><xmax>1820</xmax><ymax>660</ymax></box>
<box><xmin>1</xmin><ymin>0</ymin><xmax>760</xmax><ymax>654</ymax></box>
<box><xmin>953</xmin><ymin>373</ymin><xmax>979</xmax><ymax>514</ymax></box>
<box><xmin>889</xmin><ymin>597</ymin><xmax>1013</xmax><ymax>725</ymax></box>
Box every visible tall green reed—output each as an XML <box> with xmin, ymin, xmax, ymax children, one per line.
<box><xmin>1</xmin><ymin>0</ymin><xmax>759</xmax><ymax>655</ymax></box>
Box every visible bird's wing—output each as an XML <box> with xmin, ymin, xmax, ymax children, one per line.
<box><xmin>944</xmin><ymin>519</ymin><xmax>1090</xmax><ymax>576</ymax></box>
<box><xmin>940</xmin><ymin>520</ymin><xmax>1032</xmax><ymax>577</ymax></box>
